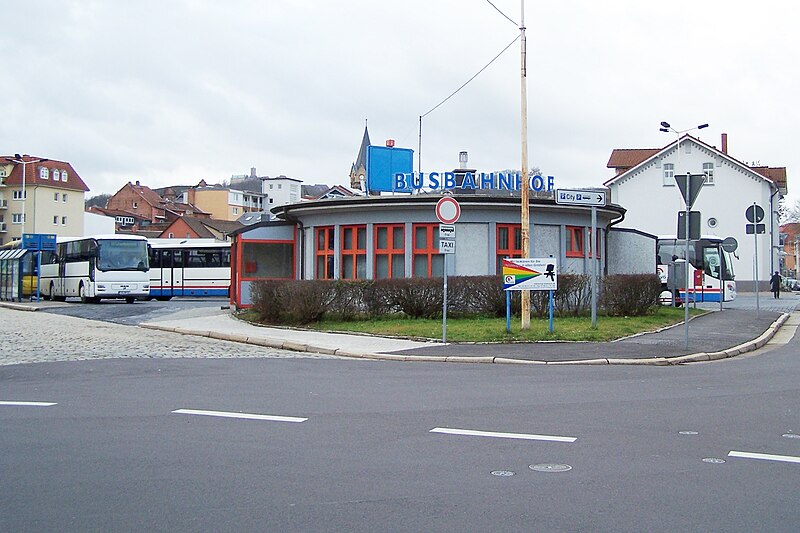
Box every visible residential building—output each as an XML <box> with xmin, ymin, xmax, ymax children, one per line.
<box><xmin>780</xmin><ymin>222</ymin><xmax>800</xmax><ymax>277</ymax></box>
<box><xmin>1</xmin><ymin>155</ymin><xmax>89</xmax><ymax>245</ymax></box>
<box><xmin>605</xmin><ymin>134</ymin><xmax>788</xmax><ymax>290</ymax></box>
<box><xmin>104</xmin><ymin>181</ymin><xmax>210</xmax><ymax>233</ymax></box>
<box><xmin>182</xmin><ymin>180</ymin><xmax>264</xmax><ymax>221</ymax></box>
<box><xmin>262</xmin><ymin>175</ymin><xmax>301</xmax><ymax>208</ymax></box>
<box><xmin>158</xmin><ymin>216</ymin><xmax>242</xmax><ymax>240</ymax></box>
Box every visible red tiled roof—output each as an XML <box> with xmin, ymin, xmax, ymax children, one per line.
<box><xmin>606</xmin><ymin>148</ymin><xmax>661</xmax><ymax>170</ymax></box>
<box><xmin>752</xmin><ymin>166</ymin><xmax>787</xmax><ymax>191</ymax></box>
<box><xmin>2</xmin><ymin>155</ymin><xmax>90</xmax><ymax>192</ymax></box>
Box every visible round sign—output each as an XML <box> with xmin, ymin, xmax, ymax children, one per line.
<box><xmin>745</xmin><ymin>204</ymin><xmax>765</xmax><ymax>223</ymax></box>
<box><xmin>435</xmin><ymin>196</ymin><xmax>461</xmax><ymax>224</ymax></box>
<box><xmin>721</xmin><ymin>237</ymin><xmax>738</xmax><ymax>253</ymax></box>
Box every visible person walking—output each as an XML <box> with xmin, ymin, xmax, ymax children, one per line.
<box><xmin>770</xmin><ymin>271</ymin><xmax>782</xmax><ymax>299</ymax></box>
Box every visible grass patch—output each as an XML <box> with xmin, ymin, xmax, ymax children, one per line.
<box><xmin>238</xmin><ymin>306</ymin><xmax>704</xmax><ymax>343</ymax></box>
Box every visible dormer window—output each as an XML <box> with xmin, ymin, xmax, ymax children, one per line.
<box><xmin>62</xmin><ymin>170</ymin><xmax>68</xmax><ymax>182</ymax></box>
<box><xmin>53</xmin><ymin>169</ymin><xmax>60</xmax><ymax>181</ymax></box>
<box><xmin>132</xmin><ymin>201</ymin><xmax>138</xmax><ymax>209</ymax></box>
<box><xmin>40</xmin><ymin>167</ymin><xmax>49</xmax><ymax>179</ymax></box>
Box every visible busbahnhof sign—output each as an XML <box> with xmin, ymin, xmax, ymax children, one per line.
<box><xmin>392</xmin><ymin>172</ymin><xmax>556</xmax><ymax>193</ymax></box>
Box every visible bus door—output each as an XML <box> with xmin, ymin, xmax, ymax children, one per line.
<box><xmin>156</xmin><ymin>249</ymin><xmax>185</xmax><ymax>297</ymax></box>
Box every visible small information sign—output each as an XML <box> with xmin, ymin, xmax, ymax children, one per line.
<box><xmin>439</xmin><ymin>224</ymin><xmax>455</xmax><ymax>239</ymax></box>
<box><xmin>439</xmin><ymin>240</ymin><xmax>455</xmax><ymax>254</ymax></box>
<box><xmin>502</xmin><ymin>258</ymin><xmax>558</xmax><ymax>291</ymax></box>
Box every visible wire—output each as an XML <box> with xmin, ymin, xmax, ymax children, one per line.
<box><xmin>485</xmin><ymin>0</ymin><xmax>518</xmax><ymax>26</ymax></box>
<box><xmin>421</xmin><ymin>33</ymin><xmax>520</xmax><ymax>119</ymax></box>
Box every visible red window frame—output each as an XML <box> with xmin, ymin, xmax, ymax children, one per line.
<box><xmin>496</xmin><ymin>223</ymin><xmax>523</xmax><ymax>272</ymax></box>
<box><xmin>341</xmin><ymin>225</ymin><xmax>367</xmax><ymax>279</ymax></box>
<box><xmin>412</xmin><ymin>223</ymin><xmax>440</xmax><ymax>278</ymax></box>
<box><xmin>315</xmin><ymin>226</ymin><xmax>335</xmax><ymax>279</ymax></box>
<box><xmin>566</xmin><ymin>226</ymin><xmax>584</xmax><ymax>258</ymax></box>
<box><xmin>374</xmin><ymin>224</ymin><xmax>405</xmax><ymax>279</ymax></box>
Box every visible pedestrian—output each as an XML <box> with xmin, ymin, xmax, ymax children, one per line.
<box><xmin>770</xmin><ymin>271</ymin><xmax>781</xmax><ymax>299</ymax></box>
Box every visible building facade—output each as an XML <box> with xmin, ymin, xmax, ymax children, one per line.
<box><xmin>262</xmin><ymin>176</ymin><xmax>302</xmax><ymax>208</ymax></box>
<box><xmin>1</xmin><ymin>155</ymin><xmax>89</xmax><ymax>245</ymax></box>
<box><xmin>606</xmin><ymin>134</ymin><xmax>787</xmax><ymax>290</ymax></box>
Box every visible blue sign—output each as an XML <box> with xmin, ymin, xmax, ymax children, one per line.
<box><xmin>366</xmin><ymin>146</ymin><xmax>414</xmax><ymax>193</ymax></box>
<box><xmin>22</xmin><ymin>233</ymin><xmax>57</xmax><ymax>251</ymax></box>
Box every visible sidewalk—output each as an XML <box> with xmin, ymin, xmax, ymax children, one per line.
<box><xmin>2</xmin><ymin>295</ymin><xmax>796</xmax><ymax>366</ymax></box>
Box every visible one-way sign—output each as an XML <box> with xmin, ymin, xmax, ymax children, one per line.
<box><xmin>555</xmin><ymin>189</ymin><xmax>606</xmax><ymax>207</ymax></box>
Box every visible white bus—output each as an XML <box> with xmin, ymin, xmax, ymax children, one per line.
<box><xmin>657</xmin><ymin>235</ymin><xmax>736</xmax><ymax>304</ymax></box>
<box><xmin>147</xmin><ymin>239</ymin><xmax>231</xmax><ymax>300</ymax></box>
<box><xmin>41</xmin><ymin>235</ymin><xmax>150</xmax><ymax>303</ymax></box>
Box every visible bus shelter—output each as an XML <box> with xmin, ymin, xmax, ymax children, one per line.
<box><xmin>0</xmin><ymin>248</ymin><xmax>29</xmax><ymax>302</ymax></box>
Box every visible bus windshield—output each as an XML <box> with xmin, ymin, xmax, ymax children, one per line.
<box><xmin>657</xmin><ymin>238</ymin><xmax>734</xmax><ymax>281</ymax></box>
<box><xmin>97</xmin><ymin>239</ymin><xmax>149</xmax><ymax>271</ymax></box>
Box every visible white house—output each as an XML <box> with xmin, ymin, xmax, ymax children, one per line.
<box><xmin>605</xmin><ymin>134</ymin><xmax>787</xmax><ymax>291</ymax></box>
<box><xmin>261</xmin><ymin>175</ymin><xmax>302</xmax><ymax>208</ymax></box>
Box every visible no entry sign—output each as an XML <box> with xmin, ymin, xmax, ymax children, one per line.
<box><xmin>435</xmin><ymin>197</ymin><xmax>461</xmax><ymax>224</ymax></box>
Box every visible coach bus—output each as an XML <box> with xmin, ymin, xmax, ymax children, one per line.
<box><xmin>41</xmin><ymin>234</ymin><xmax>150</xmax><ymax>303</ymax></box>
<box><xmin>657</xmin><ymin>235</ymin><xmax>736</xmax><ymax>304</ymax></box>
<box><xmin>147</xmin><ymin>239</ymin><xmax>231</xmax><ymax>300</ymax></box>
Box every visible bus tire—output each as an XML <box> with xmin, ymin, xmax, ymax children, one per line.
<box><xmin>79</xmin><ymin>283</ymin><xmax>97</xmax><ymax>304</ymax></box>
<box><xmin>125</xmin><ymin>297</ymin><xmax>135</xmax><ymax>304</ymax></box>
<box><xmin>51</xmin><ymin>282</ymin><xmax>66</xmax><ymax>302</ymax></box>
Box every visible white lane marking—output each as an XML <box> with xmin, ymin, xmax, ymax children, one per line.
<box><xmin>172</xmin><ymin>408</ymin><xmax>307</xmax><ymax>423</ymax></box>
<box><xmin>0</xmin><ymin>401</ymin><xmax>57</xmax><ymax>407</ymax></box>
<box><xmin>430</xmin><ymin>427</ymin><xmax>576</xmax><ymax>443</ymax></box>
<box><xmin>728</xmin><ymin>451</ymin><xmax>800</xmax><ymax>464</ymax></box>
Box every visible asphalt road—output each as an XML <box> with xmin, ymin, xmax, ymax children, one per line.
<box><xmin>37</xmin><ymin>296</ymin><xmax>230</xmax><ymax>326</ymax></box>
<box><xmin>2</xmin><ymin>330</ymin><xmax>800</xmax><ymax>532</ymax></box>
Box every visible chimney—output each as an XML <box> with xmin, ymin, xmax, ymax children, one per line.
<box><xmin>250</xmin><ymin>167</ymin><xmax>257</xmax><ymax>178</ymax></box>
<box><xmin>721</xmin><ymin>133</ymin><xmax>728</xmax><ymax>155</ymax></box>
<box><xmin>135</xmin><ymin>180</ymin><xmax>140</xmax><ymax>186</ymax></box>
<box><xmin>459</xmin><ymin>151</ymin><xmax>468</xmax><ymax>170</ymax></box>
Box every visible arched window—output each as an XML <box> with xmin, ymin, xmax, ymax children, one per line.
<box><xmin>61</xmin><ymin>170</ymin><xmax>68</xmax><ymax>182</ymax></box>
<box><xmin>52</xmin><ymin>169</ymin><xmax>60</xmax><ymax>181</ymax></box>
<box><xmin>40</xmin><ymin>167</ymin><xmax>49</xmax><ymax>179</ymax></box>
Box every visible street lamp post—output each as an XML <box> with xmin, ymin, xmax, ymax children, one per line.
<box><xmin>659</xmin><ymin>122</ymin><xmax>708</xmax><ymax>349</ymax></box>
<box><xmin>5</xmin><ymin>153</ymin><xmax>48</xmax><ymax>239</ymax></box>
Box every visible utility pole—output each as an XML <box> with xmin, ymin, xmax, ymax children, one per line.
<box><xmin>519</xmin><ymin>0</ymin><xmax>531</xmax><ymax>330</ymax></box>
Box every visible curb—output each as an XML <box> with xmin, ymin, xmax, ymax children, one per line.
<box><xmin>139</xmin><ymin>312</ymin><xmax>792</xmax><ymax>366</ymax></box>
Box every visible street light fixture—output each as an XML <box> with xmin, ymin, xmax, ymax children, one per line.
<box><xmin>5</xmin><ymin>153</ymin><xmax>49</xmax><ymax>239</ymax></box>
<box><xmin>658</xmin><ymin>122</ymin><xmax>709</xmax><ymax>348</ymax></box>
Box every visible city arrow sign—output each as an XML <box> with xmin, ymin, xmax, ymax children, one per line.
<box><xmin>555</xmin><ymin>189</ymin><xmax>606</xmax><ymax>207</ymax></box>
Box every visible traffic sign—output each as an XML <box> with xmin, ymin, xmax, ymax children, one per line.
<box><xmin>555</xmin><ymin>189</ymin><xmax>606</xmax><ymax>207</ymax></box>
<box><xmin>721</xmin><ymin>237</ymin><xmax>738</xmax><ymax>253</ymax></box>
<box><xmin>675</xmin><ymin>173</ymin><xmax>705</xmax><ymax>208</ymax></box>
<box><xmin>677</xmin><ymin>211</ymin><xmax>701</xmax><ymax>240</ymax></box>
<box><xmin>439</xmin><ymin>224</ymin><xmax>455</xmax><ymax>239</ymax></box>
<box><xmin>439</xmin><ymin>240</ymin><xmax>455</xmax><ymax>254</ymax></box>
<box><xmin>435</xmin><ymin>196</ymin><xmax>461</xmax><ymax>224</ymax></box>
<box><xmin>746</xmin><ymin>223</ymin><xmax>765</xmax><ymax>235</ymax></box>
<box><xmin>745</xmin><ymin>204</ymin><xmax>765</xmax><ymax>223</ymax></box>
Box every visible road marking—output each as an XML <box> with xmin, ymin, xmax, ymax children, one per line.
<box><xmin>0</xmin><ymin>401</ymin><xmax>57</xmax><ymax>407</ymax></box>
<box><xmin>172</xmin><ymin>408</ymin><xmax>307</xmax><ymax>423</ymax></box>
<box><xmin>728</xmin><ymin>451</ymin><xmax>800</xmax><ymax>464</ymax></box>
<box><xmin>430</xmin><ymin>427</ymin><xmax>576</xmax><ymax>443</ymax></box>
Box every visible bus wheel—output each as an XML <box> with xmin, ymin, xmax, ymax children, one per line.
<box><xmin>125</xmin><ymin>297</ymin><xmax>135</xmax><ymax>304</ymax></box>
<box><xmin>79</xmin><ymin>283</ymin><xmax>96</xmax><ymax>304</ymax></box>
<box><xmin>51</xmin><ymin>282</ymin><xmax>66</xmax><ymax>302</ymax></box>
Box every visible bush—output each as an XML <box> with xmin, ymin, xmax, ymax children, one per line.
<box><xmin>380</xmin><ymin>278</ymin><xmax>443</xmax><ymax>319</ymax></box>
<box><xmin>250</xmin><ymin>279</ymin><xmax>289</xmax><ymax>323</ymax></box>
<box><xmin>601</xmin><ymin>274</ymin><xmax>662</xmax><ymax>316</ymax></box>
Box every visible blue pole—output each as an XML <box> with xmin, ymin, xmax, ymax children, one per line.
<box><xmin>35</xmin><ymin>251</ymin><xmax>41</xmax><ymax>302</ymax></box>
<box><xmin>548</xmin><ymin>289</ymin><xmax>554</xmax><ymax>333</ymax></box>
<box><xmin>506</xmin><ymin>290</ymin><xmax>511</xmax><ymax>333</ymax></box>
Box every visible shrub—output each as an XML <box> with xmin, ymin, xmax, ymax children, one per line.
<box><xmin>381</xmin><ymin>277</ymin><xmax>443</xmax><ymax>319</ymax></box>
<box><xmin>250</xmin><ymin>279</ymin><xmax>289</xmax><ymax>323</ymax></box>
<box><xmin>601</xmin><ymin>274</ymin><xmax>662</xmax><ymax>316</ymax></box>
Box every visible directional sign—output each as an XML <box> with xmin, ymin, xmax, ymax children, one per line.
<box><xmin>555</xmin><ymin>189</ymin><xmax>606</xmax><ymax>207</ymax></box>
<box><xmin>502</xmin><ymin>258</ymin><xmax>558</xmax><ymax>291</ymax></box>
<box><xmin>675</xmin><ymin>173</ymin><xmax>705</xmax><ymax>208</ymax></box>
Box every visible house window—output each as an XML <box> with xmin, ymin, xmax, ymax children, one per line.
<box><xmin>52</xmin><ymin>169</ymin><xmax>60</xmax><ymax>181</ymax></box>
<box><xmin>168</xmin><ymin>232</ymin><xmax>174</xmax><ymax>238</ymax></box>
<box><xmin>40</xmin><ymin>167</ymin><xmax>49</xmax><ymax>179</ymax></box>
<box><xmin>12</xmin><ymin>213</ymin><xmax>24</xmax><ymax>224</ymax></box>
<box><xmin>54</xmin><ymin>192</ymin><xmax>59</xmax><ymax>202</ymax></box>
<box><xmin>496</xmin><ymin>223</ymin><xmax>522</xmax><ymax>273</ymax></box>
<box><xmin>62</xmin><ymin>193</ymin><xmax>67</xmax><ymax>203</ymax></box>
<box><xmin>61</xmin><ymin>171</ymin><xmax>68</xmax><ymax>182</ymax></box>
<box><xmin>132</xmin><ymin>201</ymin><xmax>138</xmax><ymax>209</ymax></box>
<box><xmin>13</xmin><ymin>190</ymin><xmax>26</xmax><ymax>200</ymax></box>
<box><xmin>412</xmin><ymin>223</ymin><xmax>443</xmax><ymax>277</ymax></box>
<box><xmin>341</xmin><ymin>225</ymin><xmax>367</xmax><ymax>279</ymax></box>
<box><xmin>53</xmin><ymin>216</ymin><xmax>59</xmax><ymax>225</ymax></box>
<box><xmin>663</xmin><ymin>163</ymin><xmax>674</xmax><ymax>186</ymax></box>
<box><xmin>269</xmin><ymin>184</ymin><xmax>274</xmax><ymax>190</ymax></box>
<box><xmin>233</xmin><ymin>207</ymin><xmax>239</xmax><ymax>214</ymax></box>
<box><xmin>315</xmin><ymin>226</ymin><xmax>335</xmax><ymax>279</ymax></box>
<box><xmin>375</xmin><ymin>224</ymin><xmax>405</xmax><ymax>279</ymax></box>
<box><xmin>61</xmin><ymin>216</ymin><xmax>67</xmax><ymax>225</ymax></box>
<box><xmin>703</xmin><ymin>162</ymin><xmax>715</xmax><ymax>185</ymax></box>
<box><xmin>566</xmin><ymin>226</ymin><xmax>584</xmax><ymax>257</ymax></box>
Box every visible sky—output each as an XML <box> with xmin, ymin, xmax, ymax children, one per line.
<box><xmin>2</xmin><ymin>0</ymin><xmax>798</xmax><ymax>201</ymax></box>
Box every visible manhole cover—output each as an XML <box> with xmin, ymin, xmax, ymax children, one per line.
<box><xmin>491</xmin><ymin>470</ymin><xmax>515</xmax><ymax>477</ymax></box>
<box><xmin>529</xmin><ymin>463</ymin><xmax>572</xmax><ymax>472</ymax></box>
<box><xmin>782</xmin><ymin>433</ymin><xmax>800</xmax><ymax>440</ymax></box>
<box><xmin>679</xmin><ymin>431</ymin><xmax>699</xmax><ymax>435</ymax></box>
<box><xmin>702</xmin><ymin>458</ymin><xmax>726</xmax><ymax>464</ymax></box>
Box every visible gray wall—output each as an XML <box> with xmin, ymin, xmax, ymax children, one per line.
<box><xmin>607</xmin><ymin>228</ymin><xmax>656</xmax><ymax>274</ymax></box>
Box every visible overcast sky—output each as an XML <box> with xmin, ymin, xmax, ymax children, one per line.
<box><xmin>2</xmin><ymin>0</ymin><xmax>797</xmax><ymax>201</ymax></box>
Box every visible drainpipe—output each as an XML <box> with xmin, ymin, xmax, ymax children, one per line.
<box><xmin>770</xmin><ymin>185</ymin><xmax>780</xmax><ymax>276</ymax></box>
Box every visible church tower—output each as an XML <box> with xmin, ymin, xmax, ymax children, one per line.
<box><xmin>349</xmin><ymin>122</ymin><xmax>370</xmax><ymax>190</ymax></box>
